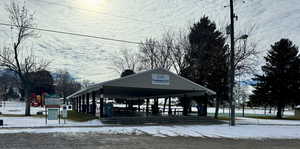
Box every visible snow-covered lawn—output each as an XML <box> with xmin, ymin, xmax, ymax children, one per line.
<box><xmin>0</xmin><ymin>101</ymin><xmax>103</xmax><ymax>127</ymax></box>
<box><xmin>1</xmin><ymin>101</ymin><xmax>295</xmax><ymax>116</ymax></box>
<box><xmin>2</xmin><ymin>101</ymin><xmax>300</xmax><ymax>139</ymax></box>
<box><xmin>0</xmin><ymin>101</ymin><xmax>44</xmax><ymax>115</ymax></box>
<box><xmin>0</xmin><ymin>116</ymin><xmax>102</xmax><ymax>127</ymax></box>
<box><xmin>0</xmin><ymin>124</ymin><xmax>300</xmax><ymax>139</ymax></box>
<box><xmin>1</xmin><ymin>115</ymin><xmax>300</xmax><ymax>128</ymax></box>
<box><xmin>236</xmin><ymin>117</ymin><xmax>300</xmax><ymax>125</ymax></box>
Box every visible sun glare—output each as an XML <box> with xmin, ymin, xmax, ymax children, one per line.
<box><xmin>75</xmin><ymin>0</ymin><xmax>106</xmax><ymax>11</ymax></box>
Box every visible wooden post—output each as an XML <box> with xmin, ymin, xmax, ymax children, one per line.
<box><xmin>100</xmin><ymin>94</ymin><xmax>104</xmax><ymax>118</ymax></box>
<box><xmin>82</xmin><ymin>94</ymin><xmax>85</xmax><ymax>113</ymax></box>
<box><xmin>71</xmin><ymin>98</ymin><xmax>75</xmax><ymax>111</ymax></box>
<box><xmin>168</xmin><ymin>97</ymin><xmax>172</xmax><ymax>116</ymax></box>
<box><xmin>86</xmin><ymin>93</ymin><xmax>90</xmax><ymax>114</ymax></box>
<box><xmin>146</xmin><ymin>98</ymin><xmax>149</xmax><ymax>117</ymax></box>
<box><xmin>92</xmin><ymin>91</ymin><xmax>96</xmax><ymax>116</ymax></box>
<box><xmin>154</xmin><ymin>98</ymin><xmax>159</xmax><ymax>115</ymax></box>
<box><xmin>79</xmin><ymin>96</ymin><xmax>82</xmax><ymax>112</ymax></box>
<box><xmin>138</xmin><ymin>98</ymin><xmax>140</xmax><ymax>112</ymax></box>
<box><xmin>77</xmin><ymin>97</ymin><xmax>79</xmax><ymax>112</ymax></box>
<box><xmin>163</xmin><ymin>98</ymin><xmax>167</xmax><ymax>113</ymax></box>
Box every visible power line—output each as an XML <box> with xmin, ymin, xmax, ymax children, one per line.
<box><xmin>0</xmin><ymin>22</ymin><xmax>143</xmax><ymax>45</ymax></box>
<box><xmin>29</xmin><ymin>0</ymin><xmax>172</xmax><ymax>28</ymax></box>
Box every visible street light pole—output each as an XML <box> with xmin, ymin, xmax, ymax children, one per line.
<box><xmin>229</xmin><ymin>0</ymin><xmax>236</xmax><ymax>126</ymax></box>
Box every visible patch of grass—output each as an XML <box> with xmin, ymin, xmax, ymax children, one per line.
<box><xmin>216</xmin><ymin>116</ymin><xmax>230</xmax><ymax>121</ymax></box>
<box><xmin>246</xmin><ymin>115</ymin><xmax>300</xmax><ymax>120</ymax></box>
<box><xmin>66</xmin><ymin>110</ymin><xmax>98</xmax><ymax>122</ymax></box>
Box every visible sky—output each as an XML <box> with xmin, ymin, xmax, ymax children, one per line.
<box><xmin>0</xmin><ymin>0</ymin><xmax>299</xmax><ymax>83</ymax></box>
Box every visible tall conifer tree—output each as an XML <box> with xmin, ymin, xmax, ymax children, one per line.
<box><xmin>251</xmin><ymin>39</ymin><xmax>300</xmax><ymax>118</ymax></box>
<box><xmin>182</xmin><ymin>16</ymin><xmax>228</xmax><ymax>118</ymax></box>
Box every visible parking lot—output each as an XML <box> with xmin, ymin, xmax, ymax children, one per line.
<box><xmin>0</xmin><ymin>133</ymin><xmax>300</xmax><ymax>149</ymax></box>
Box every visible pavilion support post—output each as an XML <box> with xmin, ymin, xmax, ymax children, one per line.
<box><xmin>71</xmin><ymin>98</ymin><xmax>75</xmax><ymax>111</ymax></box>
<box><xmin>100</xmin><ymin>94</ymin><xmax>104</xmax><ymax>118</ymax></box>
<box><xmin>77</xmin><ymin>97</ymin><xmax>79</xmax><ymax>112</ymax></box>
<box><xmin>203</xmin><ymin>94</ymin><xmax>208</xmax><ymax>116</ymax></box>
<box><xmin>138</xmin><ymin>98</ymin><xmax>141</xmax><ymax>112</ymax></box>
<box><xmin>86</xmin><ymin>93</ymin><xmax>90</xmax><ymax>114</ymax></box>
<box><xmin>163</xmin><ymin>98</ymin><xmax>167</xmax><ymax>113</ymax></box>
<box><xmin>75</xmin><ymin>97</ymin><xmax>77</xmax><ymax>112</ymax></box>
<box><xmin>92</xmin><ymin>91</ymin><xmax>96</xmax><ymax>116</ymax></box>
<box><xmin>72</xmin><ymin>98</ymin><xmax>75</xmax><ymax>111</ymax></box>
<box><xmin>146</xmin><ymin>98</ymin><xmax>149</xmax><ymax>117</ymax></box>
<box><xmin>168</xmin><ymin>97</ymin><xmax>172</xmax><ymax>116</ymax></box>
<box><xmin>82</xmin><ymin>95</ymin><xmax>85</xmax><ymax>113</ymax></box>
<box><xmin>153</xmin><ymin>98</ymin><xmax>159</xmax><ymax>115</ymax></box>
<box><xmin>79</xmin><ymin>96</ymin><xmax>82</xmax><ymax>112</ymax></box>
<box><xmin>76</xmin><ymin>97</ymin><xmax>78</xmax><ymax>112</ymax></box>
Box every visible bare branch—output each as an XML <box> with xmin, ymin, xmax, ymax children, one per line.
<box><xmin>0</xmin><ymin>1</ymin><xmax>49</xmax><ymax>115</ymax></box>
<box><xmin>107</xmin><ymin>48</ymin><xmax>140</xmax><ymax>74</ymax></box>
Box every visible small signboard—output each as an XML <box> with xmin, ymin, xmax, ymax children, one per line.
<box><xmin>44</xmin><ymin>95</ymin><xmax>62</xmax><ymax>124</ymax></box>
<box><xmin>152</xmin><ymin>74</ymin><xmax>170</xmax><ymax>85</ymax></box>
<box><xmin>45</xmin><ymin>98</ymin><xmax>62</xmax><ymax>106</ymax></box>
<box><xmin>47</xmin><ymin>108</ymin><xmax>59</xmax><ymax>120</ymax></box>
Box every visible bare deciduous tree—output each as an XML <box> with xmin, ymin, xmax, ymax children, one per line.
<box><xmin>0</xmin><ymin>1</ymin><xmax>49</xmax><ymax>115</ymax></box>
<box><xmin>139</xmin><ymin>35</ymin><xmax>173</xmax><ymax>71</ymax></box>
<box><xmin>170</xmin><ymin>30</ymin><xmax>190</xmax><ymax>74</ymax></box>
<box><xmin>107</xmin><ymin>48</ymin><xmax>140</xmax><ymax>74</ymax></box>
<box><xmin>234</xmin><ymin>38</ymin><xmax>259</xmax><ymax>77</ymax></box>
<box><xmin>54</xmin><ymin>70</ymin><xmax>81</xmax><ymax>103</ymax></box>
<box><xmin>228</xmin><ymin>25</ymin><xmax>260</xmax><ymax>77</ymax></box>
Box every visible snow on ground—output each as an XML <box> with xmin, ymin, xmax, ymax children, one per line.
<box><xmin>0</xmin><ymin>101</ymin><xmax>103</xmax><ymax>127</ymax></box>
<box><xmin>1</xmin><ymin>124</ymin><xmax>300</xmax><ymax>139</ymax></box>
<box><xmin>3</xmin><ymin>101</ymin><xmax>294</xmax><ymax>116</ymax></box>
<box><xmin>0</xmin><ymin>101</ymin><xmax>44</xmax><ymax>115</ymax></box>
<box><xmin>1</xmin><ymin>101</ymin><xmax>300</xmax><ymax>139</ymax></box>
<box><xmin>1</xmin><ymin>115</ymin><xmax>300</xmax><ymax>128</ymax></box>
<box><xmin>206</xmin><ymin>107</ymin><xmax>295</xmax><ymax>116</ymax></box>
<box><xmin>0</xmin><ymin>116</ymin><xmax>103</xmax><ymax>128</ymax></box>
<box><xmin>237</xmin><ymin>117</ymin><xmax>300</xmax><ymax>125</ymax></box>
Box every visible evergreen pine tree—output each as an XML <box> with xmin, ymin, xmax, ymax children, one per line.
<box><xmin>251</xmin><ymin>39</ymin><xmax>300</xmax><ymax>118</ymax></box>
<box><xmin>181</xmin><ymin>16</ymin><xmax>228</xmax><ymax>118</ymax></box>
<box><xmin>249</xmin><ymin>75</ymin><xmax>271</xmax><ymax>108</ymax></box>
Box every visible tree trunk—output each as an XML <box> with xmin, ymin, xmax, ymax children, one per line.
<box><xmin>203</xmin><ymin>96</ymin><xmax>208</xmax><ymax>116</ymax></box>
<box><xmin>182</xmin><ymin>96</ymin><xmax>189</xmax><ymax>116</ymax></box>
<box><xmin>183</xmin><ymin>105</ymin><xmax>188</xmax><ymax>116</ymax></box>
<box><xmin>214</xmin><ymin>96</ymin><xmax>221</xmax><ymax>119</ymax></box>
<box><xmin>242</xmin><ymin>103</ymin><xmax>245</xmax><ymax>117</ymax></box>
<box><xmin>276</xmin><ymin>104</ymin><xmax>283</xmax><ymax>119</ymax></box>
<box><xmin>25</xmin><ymin>98</ymin><xmax>31</xmax><ymax>116</ymax></box>
<box><xmin>24</xmin><ymin>86</ymin><xmax>31</xmax><ymax>116</ymax></box>
<box><xmin>163</xmin><ymin>98</ymin><xmax>167</xmax><ymax>113</ymax></box>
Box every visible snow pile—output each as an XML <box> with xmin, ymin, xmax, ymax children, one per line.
<box><xmin>1</xmin><ymin>124</ymin><xmax>300</xmax><ymax>139</ymax></box>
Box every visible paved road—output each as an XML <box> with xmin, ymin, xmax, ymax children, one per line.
<box><xmin>0</xmin><ymin>133</ymin><xmax>299</xmax><ymax>149</ymax></box>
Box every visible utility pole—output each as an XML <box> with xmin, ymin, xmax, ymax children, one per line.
<box><xmin>229</xmin><ymin>0</ymin><xmax>236</xmax><ymax>126</ymax></box>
